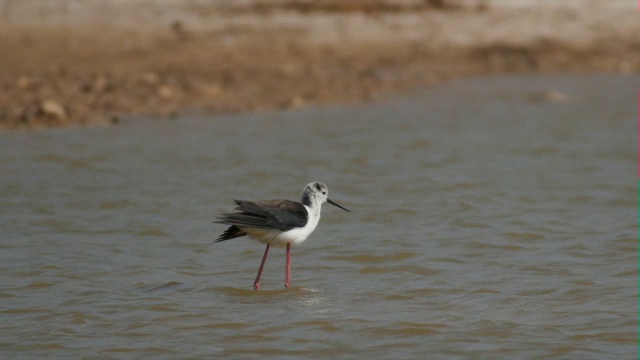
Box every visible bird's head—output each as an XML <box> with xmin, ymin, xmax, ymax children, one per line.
<box><xmin>301</xmin><ymin>182</ymin><xmax>349</xmax><ymax>212</ymax></box>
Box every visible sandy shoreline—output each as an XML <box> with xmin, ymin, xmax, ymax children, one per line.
<box><xmin>1</xmin><ymin>0</ymin><xmax>638</xmax><ymax>130</ymax></box>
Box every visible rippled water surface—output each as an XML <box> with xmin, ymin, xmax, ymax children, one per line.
<box><xmin>1</xmin><ymin>75</ymin><xmax>637</xmax><ymax>359</ymax></box>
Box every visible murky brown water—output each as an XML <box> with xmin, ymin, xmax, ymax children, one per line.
<box><xmin>1</xmin><ymin>75</ymin><xmax>637</xmax><ymax>359</ymax></box>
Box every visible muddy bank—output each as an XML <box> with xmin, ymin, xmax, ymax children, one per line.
<box><xmin>1</xmin><ymin>0</ymin><xmax>638</xmax><ymax>130</ymax></box>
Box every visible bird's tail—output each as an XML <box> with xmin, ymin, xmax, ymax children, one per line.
<box><xmin>213</xmin><ymin>225</ymin><xmax>247</xmax><ymax>243</ymax></box>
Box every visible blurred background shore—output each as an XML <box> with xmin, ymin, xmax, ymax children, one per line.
<box><xmin>1</xmin><ymin>0</ymin><xmax>638</xmax><ymax>130</ymax></box>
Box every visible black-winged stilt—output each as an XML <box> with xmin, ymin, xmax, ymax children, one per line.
<box><xmin>214</xmin><ymin>182</ymin><xmax>349</xmax><ymax>290</ymax></box>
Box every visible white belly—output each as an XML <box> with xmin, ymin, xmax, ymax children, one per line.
<box><xmin>245</xmin><ymin>207</ymin><xmax>320</xmax><ymax>247</ymax></box>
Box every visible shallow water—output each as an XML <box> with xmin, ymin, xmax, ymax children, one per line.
<box><xmin>0</xmin><ymin>74</ymin><xmax>637</xmax><ymax>359</ymax></box>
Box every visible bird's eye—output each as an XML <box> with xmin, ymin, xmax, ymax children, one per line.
<box><xmin>322</xmin><ymin>192</ymin><xmax>326</xmax><ymax>195</ymax></box>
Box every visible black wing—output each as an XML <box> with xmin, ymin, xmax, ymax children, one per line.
<box><xmin>214</xmin><ymin>199</ymin><xmax>308</xmax><ymax>232</ymax></box>
<box><xmin>214</xmin><ymin>225</ymin><xmax>246</xmax><ymax>243</ymax></box>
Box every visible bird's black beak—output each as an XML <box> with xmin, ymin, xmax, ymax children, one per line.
<box><xmin>327</xmin><ymin>199</ymin><xmax>350</xmax><ymax>212</ymax></box>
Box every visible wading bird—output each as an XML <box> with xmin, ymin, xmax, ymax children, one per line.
<box><xmin>214</xmin><ymin>182</ymin><xmax>350</xmax><ymax>290</ymax></box>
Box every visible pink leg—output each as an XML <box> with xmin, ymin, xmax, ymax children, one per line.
<box><xmin>254</xmin><ymin>244</ymin><xmax>270</xmax><ymax>290</ymax></box>
<box><xmin>285</xmin><ymin>243</ymin><xmax>291</xmax><ymax>288</ymax></box>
